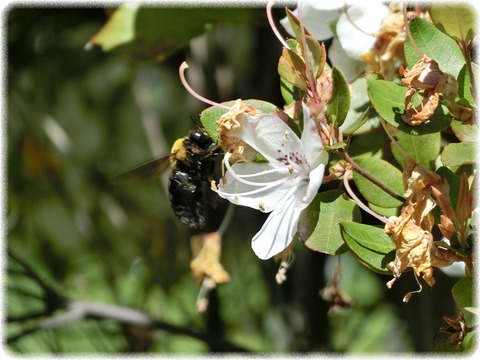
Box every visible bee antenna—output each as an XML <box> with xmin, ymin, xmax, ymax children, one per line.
<box><xmin>189</xmin><ymin>115</ymin><xmax>200</xmax><ymax>127</ymax></box>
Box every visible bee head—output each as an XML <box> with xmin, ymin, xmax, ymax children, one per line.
<box><xmin>188</xmin><ymin>128</ymin><xmax>213</xmax><ymax>150</ymax></box>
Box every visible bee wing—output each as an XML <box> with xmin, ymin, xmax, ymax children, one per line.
<box><xmin>115</xmin><ymin>155</ymin><xmax>172</xmax><ymax>181</ymax></box>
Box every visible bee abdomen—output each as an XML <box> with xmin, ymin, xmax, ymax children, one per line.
<box><xmin>168</xmin><ymin>170</ymin><xmax>206</xmax><ymax>229</ymax></box>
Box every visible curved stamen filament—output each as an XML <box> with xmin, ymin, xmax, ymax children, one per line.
<box><xmin>179</xmin><ymin>62</ymin><xmax>230</xmax><ymax>110</ymax></box>
<box><xmin>267</xmin><ymin>0</ymin><xmax>291</xmax><ymax>50</ymax></box>
<box><xmin>227</xmin><ymin>164</ymin><xmax>291</xmax><ymax>179</ymax></box>
<box><xmin>219</xmin><ymin>179</ymin><xmax>287</xmax><ymax>198</ymax></box>
<box><xmin>223</xmin><ymin>153</ymin><xmax>289</xmax><ymax>187</ymax></box>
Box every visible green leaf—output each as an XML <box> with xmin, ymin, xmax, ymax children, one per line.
<box><xmin>429</xmin><ymin>4</ymin><xmax>477</xmax><ymax>42</ymax></box>
<box><xmin>340</xmin><ymin>76</ymin><xmax>373</xmax><ymax>135</ymax></box>
<box><xmin>285</xmin><ymin>8</ymin><xmax>303</xmax><ymax>43</ymax></box>
<box><xmin>452</xmin><ymin>277</ymin><xmax>476</xmax><ymax>314</ymax></box>
<box><xmin>327</xmin><ymin>67</ymin><xmax>351</xmax><ymax>127</ymax></box>
<box><xmin>88</xmin><ymin>4</ymin><xmax>139</xmax><ymax>51</ymax></box>
<box><xmin>436</xmin><ymin>166</ymin><xmax>461</xmax><ymax>211</ymax></box>
<box><xmin>340</xmin><ymin>222</ymin><xmax>395</xmax><ymax>275</ymax></box>
<box><xmin>284</xmin><ymin>9</ymin><xmax>325</xmax><ymax>81</ymax></box>
<box><xmin>451</xmin><ymin>120</ymin><xmax>479</xmax><ymax>142</ymax></box>
<box><xmin>305</xmin><ymin>36</ymin><xmax>325</xmax><ymax>80</ymax></box>
<box><xmin>341</xmin><ymin>105</ymin><xmax>371</xmax><ymax>135</ymax></box>
<box><xmin>367</xmin><ymin>79</ymin><xmax>451</xmax><ymax>134</ymax></box>
<box><xmin>280</xmin><ymin>78</ymin><xmax>301</xmax><ymax>105</ymax></box>
<box><xmin>278</xmin><ymin>48</ymin><xmax>309</xmax><ymax>91</ymax></box>
<box><xmin>389</xmin><ymin>126</ymin><xmax>441</xmax><ymax>169</ymax></box>
<box><xmin>441</xmin><ymin>142</ymin><xmax>476</xmax><ymax>167</ymax></box>
<box><xmin>200</xmin><ymin>100</ymin><xmax>277</xmax><ymax>141</ymax></box>
<box><xmin>89</xmin><ymin>6</ymin><xmax>253</xmax><ymax>61</ymax></box>
<box><xmin>298</xmin><ymin>190</ymin><xmax>361</xmax><ymax>255</ymax></box>
<box><xmin>352</xmin><ymin>156</ymin><xmax>404</xmax><ymax>208</ymax></box>
<box><xmin>457</xmin><ymin>64</ymin><xmax>475</xmax><ymax>107</ymax></box>
<box><xmin>369</xmin><ymin>203</ymin><xmax>400</xmax><ymax>218</ymax></box>
<box><xmin>404</xmin><ymin>17</ymin><xmax>465</xmax><ymax>77</ymax></box>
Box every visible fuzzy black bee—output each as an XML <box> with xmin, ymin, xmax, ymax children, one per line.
<box><xmin>118</xmin><ymin>128</ymin><xmax>220</xmax><ymax>229</ymax></box>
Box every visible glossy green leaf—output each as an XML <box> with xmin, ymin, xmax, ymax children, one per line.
<box><xmin>404</xmin><ymin>17</ymin><xmax>465</xmax><ymax>77</ymax></box>
<box><xmin>346</xmin><ymin>131</ymin><xmax>385</xmax><ymax>159</ymax></box>
<box><xmin>280</xmin><ymin>78</ymin><xmax>301</xmax><ymax>105</ymax></box>
<box><xmin>369</xmin><ymin>203</ymin><xmax>400</xmax><ymax>218</ymax></box>
<box><xmin>88</xmin><ymin>6</ymin><xmax>253</xmax><ymax>61</ymax></box>
<box><xmin>367</xmin><ymin>79</ymin><xmax>451</xmax><ymax>134</ymax></box>
<box><xmin>429</xmin><ymin>4</ymin><xmax>477</xmax><ymax>42</ymax></box>
<box><xmin>341</xmin><ymin>105</ymin><xmax>371</xmax><ymax>135</ymax></box>
<box><xmin>452</xmin><ymin>277</ymin><xmax>477</xmax><ymax>314</ymax></box>
<box><xmin>451</xmin><ymin>120</ymin><xmax>479</xmax><ymax>142</ymax></box>
<box><xmin>327</xmin><ymin>67</ymin><xmax>351</xmax><ymax>127</ymax></box>
<box><xmin>389</xmin><ymin>126</ymin><xmax>441</xmax><ymax>169</ymax></box>
<box><xmin>200</xmin><ymin>100</ymin><xmax>277</xmax><ymax>141</ymax></box>
<box><xmin>340</xmin><ymin>222</ymin><xmax>395</xmax><ymax>275</ymax></box>
<box><xmin>441</xmin><ymin>141</ymin><xmax>476</xmax><ymax>167</ymax></box>
<box><xmin>436</xmin><ymin>166</ymin><xmax>461</xmax><ymax>211</ymax></box>
<box><xmin>352</xmin><ymin>156</ymin><xmax>404</xmax><ymax>208</ymax></box>
<box><xmin>298</xmin><ymin>190</ymin><xmax>361</xmax><ymax>255</ymax></box>
<box><xmin>457</xmin><ymin>64</ymin><xmax>475</xmax><ymax>107</ymax></box>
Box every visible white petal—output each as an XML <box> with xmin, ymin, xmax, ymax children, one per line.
<box><xmin>303</xmin><ymin>163</ymin><xmax>325</xmax><ymax>205</ymax></box>
<box><xmin>300</xmin><ymin>103</ymin><xmax>328</xmax><ymax>168</ymax></box>
<box><xmin>230</xmin><ymin>113</ymin><xmax>305</xmax><ymax>170</ymax></box>
<box><xmin>251</xmin><ymin>191</ymin><xmax>304</xmax><ymax>260</ymax></box>
<box><xmin>328</xmin><ymin>38</ymin><xmax>365</xmax><ymax>82</ymax></box>
<box><xmin>336</xmin><ymin>2</ymin><xmax>389</xmax><ymax>58</ymax></box>
<box><xmin>216</xmin><ymin>162</ymin><xmax>294</xmax><ymax>212</ymax></box>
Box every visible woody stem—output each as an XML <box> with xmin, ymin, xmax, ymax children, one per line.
<box><xmin>338</xmin><ymin>150</ymin><xmax>406</xmax><ymax>203</ymax></box>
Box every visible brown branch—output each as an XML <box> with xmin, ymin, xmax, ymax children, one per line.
<box><xmin>338</xmin><ymin>150</ymin><xmax>406</xmax><ymax>203</ymax></box>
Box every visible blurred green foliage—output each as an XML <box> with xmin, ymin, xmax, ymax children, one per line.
<box><xmin>4</xmin><ymin>5</ymin><xmax>461</xmax><ymax>355</ymax></box>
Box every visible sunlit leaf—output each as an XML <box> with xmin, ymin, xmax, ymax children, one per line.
<box><xmin>452</xmin><ymin>277</ymin><xmax>477</xmax><ymax>315</ymax></box>
<box><xmin>367</xmin><ymin>79</ymin><xmax>451</xmax><ymax>134</ymax></box>
<box><xmin>352</xmin><ymin>156</ymin><xmax>404</xmax><ymax>209</ymax></box>
<box><xmin>340</xmin><ymin>222</ymin><xmax>395</xmax><ymax>275</ymax></box>
<box><xmin>389</xmin><ymin>126</ymin><xmax>441</xmax><ymax>169</ymax></box>
<box><xmin>327</xmin><ymin>67</ymin><xmax>350</xmax><ymax>127</ymax></box>
<box><xmin>305</xmin><ymin>35</ymin><xmax>325</xmax><ymax>80</ymax></box>
<box><xmin>404</xmin><ymin>17</ymin><xmax>465</xmax><ymax>77</ymax></box>
<box><xmin>457</xmin><ymin>64</ymin><xmax>475</xmax><ymax>107</ymax></box>
<box><xmin>429</xmin><ymin>4</ymin><xmax>477</xmax><ymax>42</ymax></box>
<box><xmin>278</xmin><ymin>48</ymin><xmax>308</xmax><ymax>91</ymax></box>
<box><xmin>441</xmin><ymin>141</ymin><xmax>476</xmax><ymax>167</ymax></box>
<box><xmin>298</xmin><ymin>190</ymin><xmax>361</xmax><ymax>255</ymax></box>
<box><xmin>450</xmin><ymin>120</ymin><xmax>479</xmax><ymax>142</ymax></box>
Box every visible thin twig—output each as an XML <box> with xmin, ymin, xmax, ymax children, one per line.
<box><xmin>7</xmin><ymin>299</ymin><xmax>250</xmax><ymax>352</ymax></box>
<box><xmin>338</xmin><ymin>150</ymin><xmax>406</xmax><ymax>203</ymax></box>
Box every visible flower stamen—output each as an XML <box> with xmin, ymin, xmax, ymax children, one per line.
<box><xmin>223</xmin><ymin>153</ymin><xmax>289</xmax><ymax>187</ymax></box>
<box><xmin>179</xmin><ymin>62</ymin><xmax>230</xmax><ymax>110</ymax></box>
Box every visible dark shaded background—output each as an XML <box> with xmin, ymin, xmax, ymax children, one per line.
<box><xmin>4</xmin><ymin>5</ymin><xmax>460</xmax><ymax>354</ymax></box>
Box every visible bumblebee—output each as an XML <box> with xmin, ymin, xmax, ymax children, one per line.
<box><xmin>119</xmin><ymin>128</ymin><xmax>220</xmax><ymax>229</ymax></box>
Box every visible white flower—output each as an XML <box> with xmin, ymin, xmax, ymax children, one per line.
<box><xmin>214</xmin><ymin>104</ymin><xmax>328</xmax><ymax>260</ymax></box>
<box><xmin>280</xmin><ymin>0</ymin><xmax>389</xmax><ymax>81</ymax></box>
